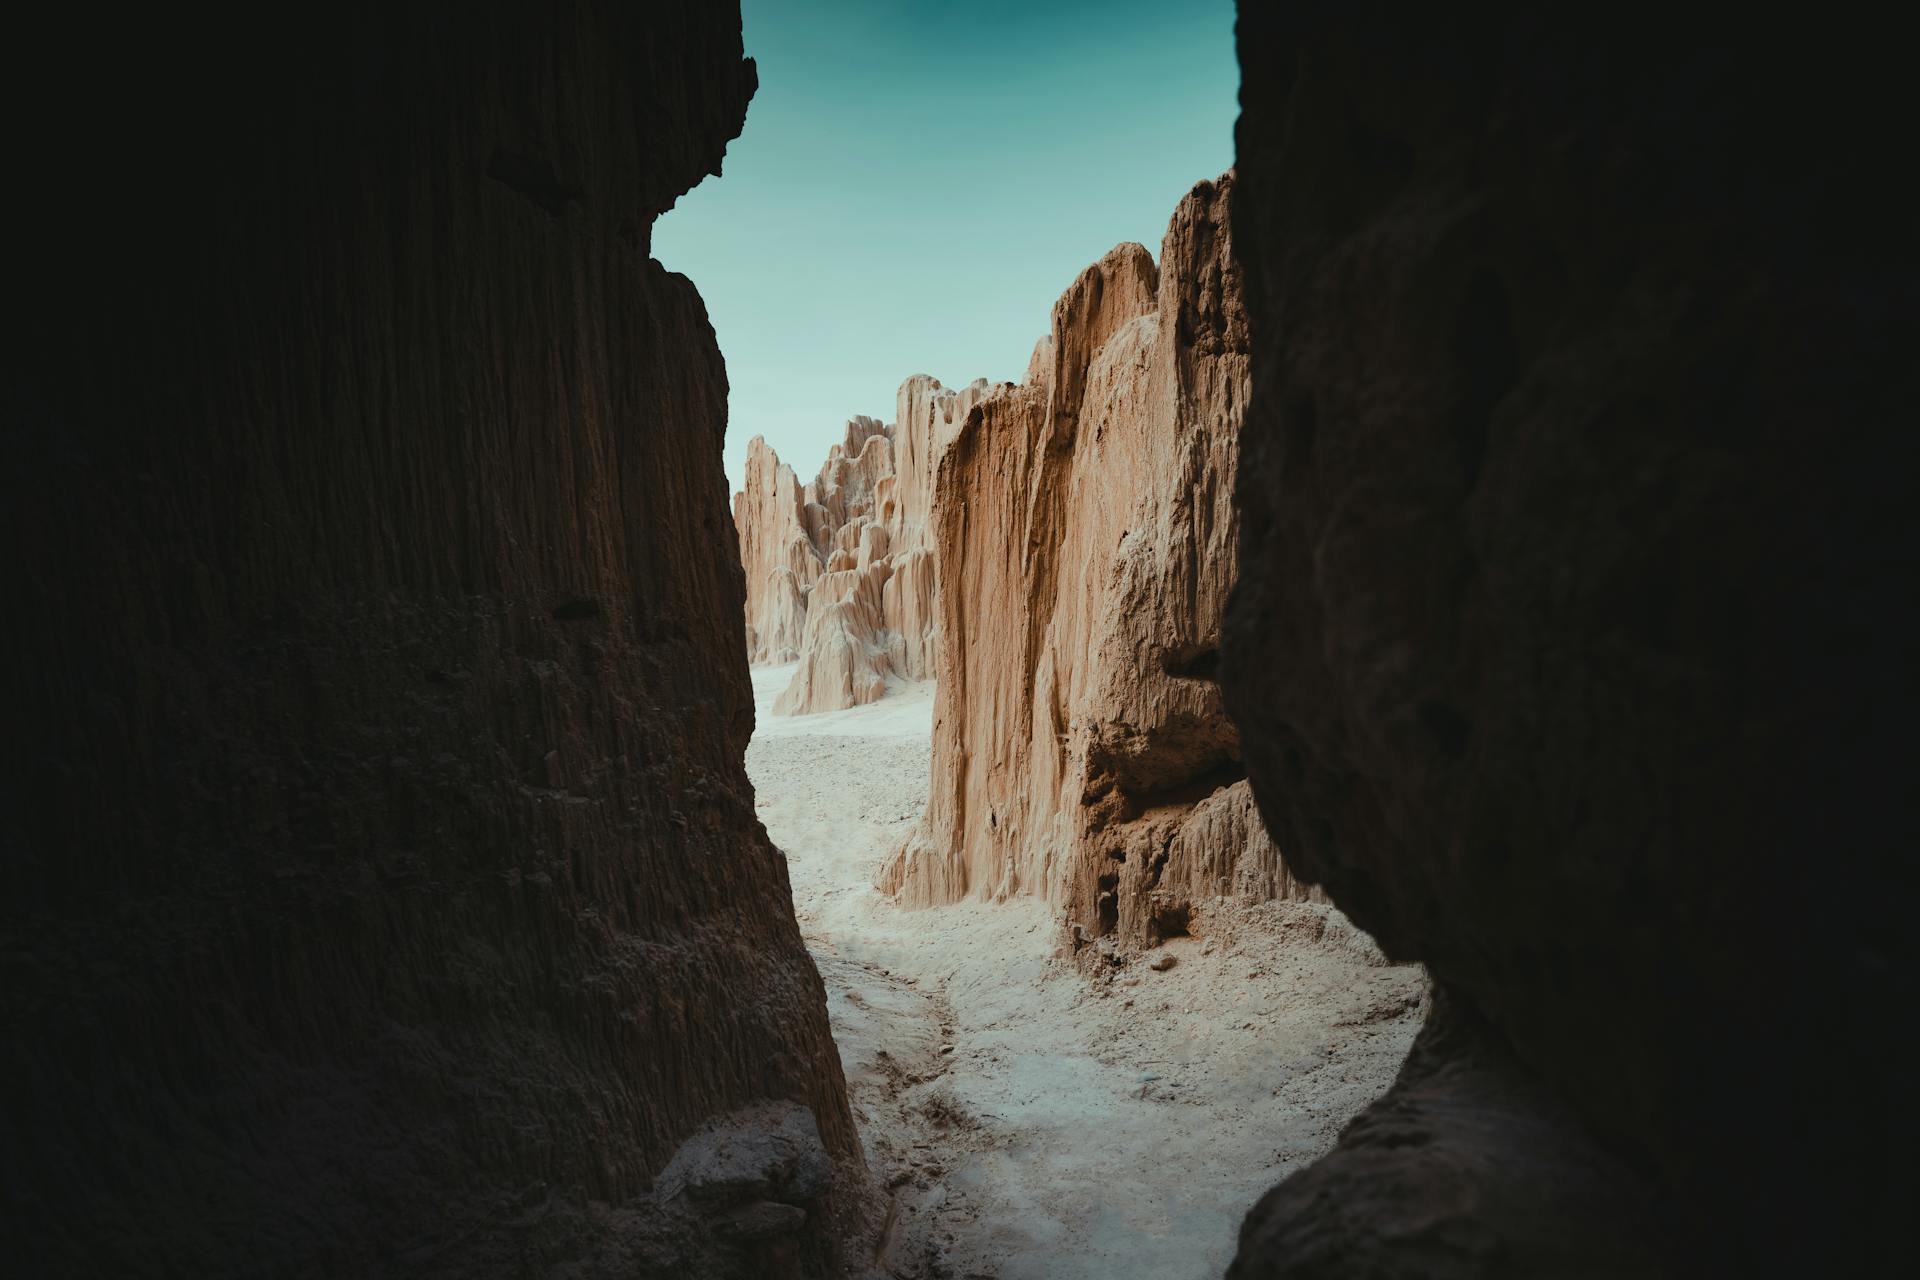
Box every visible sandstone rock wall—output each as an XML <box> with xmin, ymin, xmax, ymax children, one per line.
<box><xmin>734</xmin><ymin>438</ymin><xmax>817</xmax><ymax>665</ymax></box>
<box><xmin>1224</xmin><ymin>6</ymin><xmax>1906</xmax><ymax>1274</ymax></box>
<box><xmin>0</xmin><ymin>4</ymin><xmax>860</xmax><ymax>1275</ymax></box>
<box><xmin>736</xmin><ymin>377</ymin><xmax>997</xmax><ymax>714</ymax></box>
<box><xmin>877</xmin><ymin>375</ymin><xmax>999</xmax><ymax>685</ymax></box>
<box><xmin>879</xmin><ymin>175</ymin><xmax>1314</xmax><ymax>950</ymax></box>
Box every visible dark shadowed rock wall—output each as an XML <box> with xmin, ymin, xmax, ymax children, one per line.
<box><xmin>1225</xmin><ymin>5</ymin><xmax>1910</xmax><ymax>1275</ymax></box>
<box><xmin>0</xmin><ymin>3</ymin><xmax>858</xmax><ymax>1275</ymax></box>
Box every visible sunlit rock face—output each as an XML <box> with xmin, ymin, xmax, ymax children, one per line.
<box><xmin>1224</xmin><ymin>7</ymin><xmax>1904</xmax><ymax>1276</ymax></box>
<box><xmin>735</xmin><ymin>377</ymin><xmax>995</xmax><ymax>715</ymax></box>
<box><xmin>735</xmin><ymin>437</ymin><xmax>817</xmax><ymax>664</ymax></box>
<box><xmin>775</xmin><ymin>418</ymin><xmax>901</xmax><ymax>715</ymax></box>
<box><xmin>878</xmin><ymin>174</ymin><xmax>1314</xmax><ymax>950</ymax></box>
<box><xmin>0</xmin><ymin>3</ymin><xmax>862</xmax><ymax>1275</ymax></box>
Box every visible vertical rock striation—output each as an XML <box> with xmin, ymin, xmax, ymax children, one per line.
<box><xmin>878</xmin><ymin>375</ymin><xmax>999</xmax><ymax>686</ymax></box>
<box><xmin>1225</xmin><ymin>6</ymin><xmax>1907</xmax><ymax>1274</ymax></box>
<box><xmin>879</xmin><ymin>175</ymin><xmax>1313</xmax><ymax>950</ymax></box>
<box><xmin>775</xmin><ymin>417</ymin><xmax>903</xmax><ymax>715</ymax></box>
<box><xmin>0</xmin><ymin>3</ymin><xmax>862</xmax><ymax>1275</ymax></box>
<box><xmin>736</xmin><ymin>377</ymin><xmax>995</xmax><ymax>716</ymax></box>
<box><xmin>735</xmin><ymin>437</ymin><xmax>817</xmax><ymax>665</ymax></box>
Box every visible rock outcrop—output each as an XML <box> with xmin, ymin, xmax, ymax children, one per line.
<box><xmin>772</xmin><ymin>416</ymin><xmax>902</xmax><ymax>716</ymax></box>
<box><xmin>735</xmin><ymin>438</ymin><xmax>816</xmax><ymax>665</ymax></box>
<box><xmin>0</xmin><ymin>4</ymin><xmax>861</xmax><ymax>1275</ymax></box>
<box><xmin>879</xmin><ymin>174</ymin><xmax>1313</xmax><ymax>951</ymax></box>
<box><xmin>1224</xmin><ymin>7</ymin><xmax>1905</xmax><ymax>1275</ymax></box>
<box><xmin>736</xmin><ymin>377</ymin><xmax>995</xmax><ymax>715</ymax></box>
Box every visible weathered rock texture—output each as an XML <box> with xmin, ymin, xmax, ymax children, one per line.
<box><xmin>735</xmin><ymin>377</ymin><xmax>995</xmax><ymax>716</ymax></box>
<box><xmin>1225</xmin><ymin>6</ymin><xmax>1907</xmax><ymax>1275</ymax></box>
<box><xmin>0</xmin><ymin>4</ymin><xmax>861</xmax><ymax>1276</ymax></box>
<box><xmin>879</xmin><ymin>175</ymin><xmax>1315</xmax><ymax>951</ymax></box>
<box><xmin>735</xmin><ymin>438</ymin><xmax>817</xmax><ymax>665</ymax></box>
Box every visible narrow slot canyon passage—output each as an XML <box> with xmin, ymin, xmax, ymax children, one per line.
<box><xmin>746</xmin><ymin>664</ymin><xmax>1423</xmax><ymax>1276</ymax></box>
<box><xmin>2</xmin><ymin>2</ymin><xmax>1902</xmax><ymax>1277</ymax></box>
<box><xmin>693</xmin><ymin>9</ymin><xmax>1440</xmax><ymax>1264</ymax></box>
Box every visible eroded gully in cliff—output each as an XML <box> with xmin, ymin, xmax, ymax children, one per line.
<box><xmin>744</xmin><ymin>664</ymin><xmax>1427</xmax><ymax>1279</ymax></box>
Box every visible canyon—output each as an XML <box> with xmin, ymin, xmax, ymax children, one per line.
<box><xmin>1</xmin><ymin>2</ymin><xmax>1902</xmax><ymax>1278</ymax></box>
<box><xmin>731</xmin><ymin>177</ymin><xmax>1404</xmax><ymax>1274</ymax></box>
<box><xmin>744</xmin><ymin>175</ymin><xmax>1320</xmax><ymax>962</ymax></box>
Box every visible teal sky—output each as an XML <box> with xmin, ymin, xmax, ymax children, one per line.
<box><xmin>654</xmin><ymin>0</ymin><xmax>1239</xmax><ymax>492</ymax></box>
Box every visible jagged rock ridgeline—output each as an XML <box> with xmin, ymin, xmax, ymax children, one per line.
<box><xmin>734</xmin><ymin>438</ymin><xmax>815</xmax><ymax>665</ymax></box>
<box><xmin>0</xmin><ymin>4</ymin><xmax>860</xmax><ymax>1276</ymax></box>
<box><xmin>734</xmin><ymin>377</ymin><xmax>998</xmax><ymax>715</ymax></box>
<box><xmin>878</xmin><ymin>173</ymin><xmax>1314</xmax><ymax>950</ymax></box>
<box><xmin>775</xmin><ymin>413</ymin><xmax>902</xmax><ymax>715</ymax></box>
<box><xmin>1224</xmin><ymin>8</ymin><xmax>1905</xmax><ymax>1275</ymax></box>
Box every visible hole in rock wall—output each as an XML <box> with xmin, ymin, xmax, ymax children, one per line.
<box><xmin>1162</xmin><ymin>644</ymin><xmax>1222</xmax><ymax>681</ymax></box>
<box><xmin>1149</xmin><ymin>899</ymin><xmax>1192</xmax><ymax>940</ymax></box>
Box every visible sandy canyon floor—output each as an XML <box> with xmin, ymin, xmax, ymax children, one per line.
<box><xmin>746</xmin><ymin>665</ymin><xmax>1427</xmax><ymax>1280</ymax></box>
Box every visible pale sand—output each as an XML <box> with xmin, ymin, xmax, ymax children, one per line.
<box><xmin>746</xmin><ymin>665</ymin><xmax>1426</xmax><ymax>1279</ymax></box>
